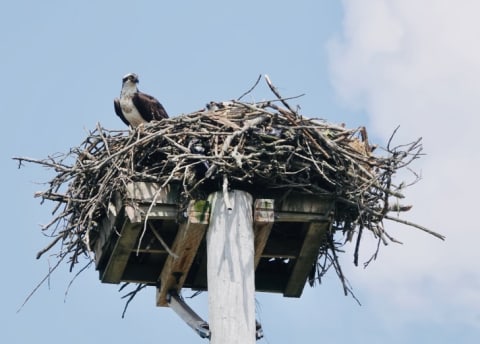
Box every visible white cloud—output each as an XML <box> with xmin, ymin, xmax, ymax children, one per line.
<box><xmin>328</xmin><ymin>0</ymin><xmax>480</xmax><ymax>329</ymax></box>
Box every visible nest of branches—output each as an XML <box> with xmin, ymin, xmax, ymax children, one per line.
<box><xmin>15</xmin><ymin>77</ymin><xmax>443</xmax><ymax>306</ymax></box>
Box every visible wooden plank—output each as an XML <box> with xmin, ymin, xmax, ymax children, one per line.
<box><xmin>156</xmin><ymin>200</ymin><xmax>210</xmax><ymax>307</ymax></box>
<box><xmin>279</xmin><ymin>194</ymin><xmax>333</xmax><ymax>214</ymax></box>
<box><xmin>283</xmin><ymin>221</ymin><xmax>330</xmax><ymax>297</ymax></box>
<box><xmin>275</xmin><ymin>194</ymin><xmax>333</xmax><ymax>222</ymax></box>
<box><xmin>126</xmin><ymin>182</ymin><xmax>179</xmax><ymax>204</ymax></box>
<box><xmin>100</xmin><ymin>220</ymin><xmax>142</xmax><ymax>284</ymax></box>
<box><xmin>138</xmin><ymin>204</ymin><xmax>178</xmax><ymax>221</ymax></box>
<box><xmin>275</xmin><ymin>211</ymin><xmax>331</xmax><ymax>223</ymax></box>
<box><xmin>124</xmin><ymin>203</ymin><xmax>178</xmax><ymax>224</ymax></box>
<box><xmin>123</xmin><ymin>182</ymin><xmax>180</xmax><ymax>223</ymax></box>
<box><xmin>189</xmin><ymin>247</ymin><xmax>208</xmax><ymax>290</ymax></box>
<box><xmin>207</xmin><ymin>191</ymin><xmax>256</xmax><ymax>344</ymax></box>
<box><xmin>94</xmin><ymin>191</ymin><xmax>123</xmax><ymax>268</ymax></box>
<box><xmin>253</xmin><ymin>199</ymin><xmax>274</xmax><ymax>269</ymax></box>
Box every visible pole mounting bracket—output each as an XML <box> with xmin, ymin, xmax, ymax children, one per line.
<box><xmin>167</xmin><ymin>290</ymin><xmax>264</xmax><ymax>340</ymax></box>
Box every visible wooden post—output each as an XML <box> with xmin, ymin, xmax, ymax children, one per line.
<box><xmin>207</xmin><ymin>190</ymin><xmax>255</xmax><ymax>344</ymax></box>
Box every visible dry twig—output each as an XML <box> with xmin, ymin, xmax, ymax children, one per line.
<box><xmin>14</xmin><ymin>77</ymin><xmax>444</xmax><ymax>309</ymax></box>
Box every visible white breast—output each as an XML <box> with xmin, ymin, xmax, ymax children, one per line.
<box><xmin>119</xmin><ymin>95</ymin><xmax>147</xmax><ymax>127</ymax></box>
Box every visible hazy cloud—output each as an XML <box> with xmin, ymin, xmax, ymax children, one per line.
<box><xmin>328</xmin><ymin>0</ymin><xmax>480</xmax><ymax>328</ymax></box>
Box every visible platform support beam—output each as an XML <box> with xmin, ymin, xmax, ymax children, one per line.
<box><xmin>284</xmin><ymin>221</ymin><xmax>330</xmax><ymax>297</ymax></box>
<box><xmin>167</xmin><ymin>291</ymin><xmax>211</xmax><ymax>339</ymax></box>
<box><xmin>156</xmin><ymin>200</ymin><xmax>210</xmax><ymax>306</ymax></box>
<box><xmin>207</xmin><ymin>190</ymin><xmax>255</xmax><ymax>344</ymax></box>
<box><xmin>253</xmin><ymin>199</ymin><xmax>274</xmax><ymax>269</ymax></box>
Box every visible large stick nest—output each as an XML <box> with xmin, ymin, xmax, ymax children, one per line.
<box><xmin>15</xmin><ymin>78</ymin><xmax>444</xmax><ymax>305</ymax></box>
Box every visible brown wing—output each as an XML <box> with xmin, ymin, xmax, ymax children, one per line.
<box><xmin>114</xmin><ymin>98</ymin><xmax>131</xmax><ymax>127</ymax></box>
<box><xmin>132</xmin><ymin>92</ymin><xmax>169</xmax><ymax>122</ymax></box>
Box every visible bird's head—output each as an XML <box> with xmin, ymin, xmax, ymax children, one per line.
<box><xmin>122</xmin><ymin>73</ymin><xmax>139</xmax><ymax>85</ymax></box>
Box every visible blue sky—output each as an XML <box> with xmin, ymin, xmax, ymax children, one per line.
<box><xmin>2</xmin><ymin>1</ymin><xmax>479</xmax><ymax>343</ymax></box>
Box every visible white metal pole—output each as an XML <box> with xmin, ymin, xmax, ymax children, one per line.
<box><xmin>207</xmin><ymin>190</ymin><xmax>255</xmax><ymax>344</ymax></box>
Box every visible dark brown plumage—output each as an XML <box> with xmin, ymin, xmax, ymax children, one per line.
<box><xmin>114</xmin><ymin>73</ymin><xmax>168</xmax><ymax>127</ymax></box>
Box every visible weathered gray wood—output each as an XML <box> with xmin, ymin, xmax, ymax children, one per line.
<box><xmin>124</xmin><ymin>204</ymin><xmax>179</xmax><ymax>223</ymax></box>
<box><xmin>207</xmin><ymin>191</ymin><xmax>256</xmax><ymax>344</ymax></box>
<box><xmin>276</xmin><ymin>194</ymin><xmax>330</xmax><ymax>222</ymax></box>
<box><xmin>137</xmin><ymin>204</ymin><xmax>178</xmax><ymax>221</ymax></box>
<box><xmin>126</xmin><ymin>182</ymin><xmax>179</xmax><ymax>204</ymax></box>
<box><xmin>283</xmin><ymin>221</ymin><xmax>330</xmax><ymax>297</ymax></box>
<box><xmin>124</xmin><ymin>182</ymin><xmax>180</xmax><ymax>223</ymax></box>
<box><xmin>94</xmin><ymin>192</ymin><xmax>123</xmax><ymax>267</ymax></box>
<box><xmin>95</xmin><ymin>182</ymin><xmax>336</xmax><ymax>300</ymax></box>
<box><xmin>156</xmin><ymin>200</ymin><xmax>210</xmax><ymax>307</ymax></box>
<box><xmin>253</xmin><ymin>199</ymin><xmax>274</xmax><ymax>269</ymax></box>
<box><xmin>275</xmin><ymin>211</ymin><xmax>330</xmax><ymax>222</ymax></box>
<box><xmin>279</xmin><ymin>194</ymin><xmax>333</xmax><ymax>214</ymax></box>
<box><xmin>101</xmin><ymin>220</ymin><xmax>142</xmax><ymax>283</ymax></box>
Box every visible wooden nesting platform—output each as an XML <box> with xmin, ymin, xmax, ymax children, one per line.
<box><xmin>94</xmin><ymin>182</ymin><xmax>334</xmax><ymax>307</ymax></box>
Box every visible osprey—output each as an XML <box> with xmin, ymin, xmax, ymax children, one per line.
<box><xmin>114</xmin><ymin>73</ymin><xmax>168</xmax><ymax>127</ymax></box>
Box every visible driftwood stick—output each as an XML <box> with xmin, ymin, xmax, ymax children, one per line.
<box><xmin>384</xmin><ymin>215</ymin><xmax>445</xmax><ymax>240</ymax></box>
<box><xmin>36</xmin><ymin>233</ymin><xmax>65</xmax><ymax>259</ymax></box>
<box><xmin>237</xmin><ymin>74</ymin><xmax>262</xmax><ymax>101</ymax></box>
<box><xmin>264</xmin><ymin>74</ymin><xmax>298</xmax><ymax>116</ymax></box>
<box><xmin>13</xmin><ymin>156</ymin><xmax>70</xmax><ymax>172</ymax></box>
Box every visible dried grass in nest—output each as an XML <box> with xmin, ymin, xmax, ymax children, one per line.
<box><xmin>14</xmin><ymin>76</ymin><xmax>444</xmax><ymax>308</ymax></box>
